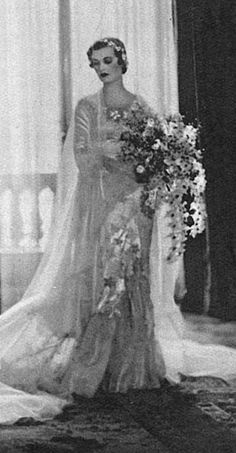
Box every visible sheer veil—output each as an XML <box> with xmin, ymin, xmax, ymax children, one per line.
<box><xmin>0</xmin><ymin>118</ymin><xmax>78</xmax><ymax>334</ymax></box>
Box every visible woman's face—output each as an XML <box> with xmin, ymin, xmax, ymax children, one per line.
<box><xmin>91</xmin><ymin>46</ymin><xmax>123</xmax><ymax>84</ymax></box>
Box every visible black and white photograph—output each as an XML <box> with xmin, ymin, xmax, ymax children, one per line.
<box><xmin>0</xmin><ymin>1</ymin><xmax>235</xmax><ymax>451</ymax></box>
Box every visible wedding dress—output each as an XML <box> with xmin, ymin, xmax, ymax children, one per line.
<box><xmin>0</xmin><ymin>89</ymin><xmax>235</xmax><ymax>425</ymax></box>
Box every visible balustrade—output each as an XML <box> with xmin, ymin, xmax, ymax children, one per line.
<box><xmin>0</xmin><ymin>174</ymin><xmax>57</xmax><ymax>312</ymax></box>
<box><xmin>0</xmin><ymin>174</ymin><xmax>56</xmax><ymax>253</ymax></box>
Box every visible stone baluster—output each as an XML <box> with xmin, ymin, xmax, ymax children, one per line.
<box><xmin>0</xmin><ymin>189</ymin><xmax>13</xmax><ymax>249</ymax></box>
<box><xmin>18</xmin><ymin>188</ymin><xmax>38</xmax><ymax>250</ymax></box>
<box><xmin>38</xmin><ymin>186</ymin><xmax>54</xmax><ymax>251</ymax></box>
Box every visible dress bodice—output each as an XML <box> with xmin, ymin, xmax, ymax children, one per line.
<box><xmin>73</xmin><ymin>92</ymin><xmax>146</xmax><ymax>200</ymax></box>
<box><xmin>99</xmin><ymin>95</ymin><xmax>137</xmax><ymax>145</ymax></box>
<box><xmin>99</xmin><ymin>114</ymin><xmax>122</xmax><ymax>145</ymax></box>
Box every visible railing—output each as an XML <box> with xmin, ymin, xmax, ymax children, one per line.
<box><xmin>0</xmin><ymin>174</ymin><xmax>57</xmax><ymax>253</ymax></box>
<box><xmin>0</xmin><ymin>174</ymin><xmax>57</xmax><ymax>312</ymax></box>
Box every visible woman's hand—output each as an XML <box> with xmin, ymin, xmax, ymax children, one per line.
<box><xmin>98</xmin><ymin>140</ymin><xmax>122</xmax><ymax>173</ymax></box>
<box><xmin>102</xmin><ymin>155</ymin><xmax>124</xmax><ymax>173</ymax></box>
<box><xmin>100</xmin><ymin>140</ymin><xmax>121</xmax><ymax>159</ymax></box>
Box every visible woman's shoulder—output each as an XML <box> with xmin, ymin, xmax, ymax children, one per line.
<box><xmin>134</xmin><ymin>94</ymin><xmax>154</xmax><ymax>115</ymax></box>
<box><xmin>75</xmin><ymin>92</ymin><xmax>100</xmax><ymax>113</ymax></box>
<box><xmin>135</xmin><ymin>94</ymin><xmax>149</xmax><ymax>108</ymax></box>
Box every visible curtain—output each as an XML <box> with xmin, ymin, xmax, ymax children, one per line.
<box><xmin>0</xmin><ymin>0</ymin><xmax>61</xmax><ymax>311</ymax></box>
<box><xmin>69</xmin><ymin>0</ymin><xmax>178</xmax><ymax>113</ymax></box>
<box><xmin>0</xmin><ymin>0</ymin><xmax>61</xmax><ymax>175</ymax></box>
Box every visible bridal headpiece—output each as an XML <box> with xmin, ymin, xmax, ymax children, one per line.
<box><xmin>87</xmin><ymin>37</ymin><xmax>128</xmax><ymax>73</ymax></box>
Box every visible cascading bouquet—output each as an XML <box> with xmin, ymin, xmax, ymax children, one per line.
<box><xmin>111</xmin><ymin>102</ymin><xmax>207</xmax><ymax>262</ymax></box>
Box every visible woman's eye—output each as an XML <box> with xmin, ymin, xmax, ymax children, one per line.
<box><xmin>104</xmin><ymin>58</ymin><xmax>112</xmax><ymax>64</ymax></box>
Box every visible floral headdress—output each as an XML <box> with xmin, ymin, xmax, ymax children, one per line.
<box><xmin>87</xmin><ymin>37</ymin><xmax>128</xmax><ymax>72</ymax></box>
<box><xmin>101</xmin><ymin>38</ymin><xmax>128</xmax><ymax>67</ymax></box>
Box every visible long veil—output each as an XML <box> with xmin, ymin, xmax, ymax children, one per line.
<box><xmin>0</xmin><ymin>121</ymin><xmax>77</xmax><ymax>424</ymax></box>
<box><xmin>0</xmin><ymin>0</ymin><xmax>236</xmax><ymax>425</ymax></box>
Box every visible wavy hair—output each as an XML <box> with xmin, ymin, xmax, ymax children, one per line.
<box><xmin>87</xmin><ymin>37</ymin><xmax>128</xmax><ymax>74</ymax></box>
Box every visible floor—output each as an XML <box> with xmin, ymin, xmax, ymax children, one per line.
<box><xmin>184</xmin><ymin>313</ymin><xmax>236</xmax><ymax>347</ymax></box>
<box><xmin>0</xmin><ymin>315</ymin><xmax>235</xmax><ymax>453</ymax></box>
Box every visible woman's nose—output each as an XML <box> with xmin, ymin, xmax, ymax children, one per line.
<box><xmin>100</xmin><ymin>62</ymin><xmax>106</xmax><ymax>72</ymax></box>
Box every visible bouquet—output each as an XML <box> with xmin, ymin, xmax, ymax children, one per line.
<box><xmin>110</xmin><ymin>102</ymin><xmax>207</xmax><ymax>262</ymax></box>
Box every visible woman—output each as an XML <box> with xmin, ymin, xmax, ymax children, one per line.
<box><xmin>0</xmin><ymin>37</ymin><xmax>235</xmax><ymax>425</ymax></box>
<box><xmin>69</xmin><ymin>37</ymin><xmax>166</xmax><ymax>394</ymax></box>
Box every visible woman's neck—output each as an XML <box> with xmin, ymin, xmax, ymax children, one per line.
<box><xmin>102</xmin><ymin>79</ymin><xmax>131</xmax><ymax>109</ymax></box>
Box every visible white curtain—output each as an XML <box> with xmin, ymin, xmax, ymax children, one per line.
<box><xmin>0</xmin><ymin>0</ymin><xmax>61</xmax><ymax>310</ymax></box>
<box><xmin>0</xmin><ymin>0</ymin><xmax>61</xmax><ymax>175</ymax></box>
<box><xmin>70</xmin><ymin>0</ymin><xmax>178</xmax><ymax>113</ymax></box>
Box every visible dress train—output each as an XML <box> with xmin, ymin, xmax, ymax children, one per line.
<box><xmin>151</xmin><ymin>203</ymin><xmax>236</xmax><ymax>383</ymax></box>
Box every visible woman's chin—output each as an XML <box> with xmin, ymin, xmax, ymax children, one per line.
<box><xmin>100</xmin><ymin>76</ymin><xmax>110</xmax><ymax>83</ymax></box>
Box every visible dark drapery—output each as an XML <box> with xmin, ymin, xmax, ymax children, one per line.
<box><xmin>177</xmin><ymin>0</ymin><xmax>236</xmax><ymax>320</ymax></box>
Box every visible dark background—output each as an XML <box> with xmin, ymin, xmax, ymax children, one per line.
<box><xmin>177</xmin><ymin>0</ymin><xmax>236</xmax><ymax>320</ymax></box>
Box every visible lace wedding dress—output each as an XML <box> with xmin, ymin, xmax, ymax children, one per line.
<box><xmin>0</xmin><ymin>90</ymin><xmax>235</xmax><ymax>424</ymax></box>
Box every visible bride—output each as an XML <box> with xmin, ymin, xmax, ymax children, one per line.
<box><xmin>0</xmin><ymin>37</ymin><xmax>235</xmax><ymax>425</ymax></box>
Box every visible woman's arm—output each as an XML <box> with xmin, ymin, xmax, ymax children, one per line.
<box><xmin>73</xmin><ymin>100</ymin><xmax>102</xmax><ymax>177</ymax></box>
<box><xmin>73</xmin><ymin>99</ymin><xmax>134</xmax><ymax>177</ymax></box>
